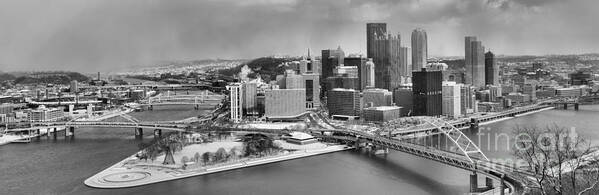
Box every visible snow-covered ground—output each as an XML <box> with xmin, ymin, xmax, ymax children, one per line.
<box><xmin>236</xmin><ymin>122</ymin><xmax>307</xmax><ymax>130</ymax></box>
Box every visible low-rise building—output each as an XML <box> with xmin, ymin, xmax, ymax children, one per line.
<box><xmin>362</xmin><ymin>88</ymin><xmax>393</xmax><ymax>108</ymax></box>
<box><xmin>27</xmin><ymin>106</ymin><xmax>65</xmax><ymax>122</ymax></box>
<box><xmin>285</xmin><ymin>132</ymin><xmax>318</xmax><ymax>145</ymax></box>
<box><xmin>556</xmin><ymin>87</ymin><xmax>582</xmax><ymax>97</ymax></box>
<box><xmin>362</xmin><ymin>106</ymin><xmax>401</xmax><ymax>122</ymax></box>
<box><xmin>327</xmin><ymin>88</ymin><xmax>361</xmax><ymax>117</ymax></box>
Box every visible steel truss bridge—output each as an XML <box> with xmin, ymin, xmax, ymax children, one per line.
<box><xmin>389</xmin><ymin>104</ymin><xmax>551</xmax><ymax>138</ymax></box>
<box><xmin>140</xmin><ymin>93</ymin><xmax>224</xmax><ymax>106</ymax></box>
<box><xmin>78</xmin><ymin>84</ymin><xmax>212</xmax><ymax>90</ymax></box>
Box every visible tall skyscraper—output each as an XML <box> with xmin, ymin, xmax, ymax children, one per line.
<box><xmin>226</xmin><ymin>83</ymin><xmax>243</xmax><ymax>123</ymax></box>
<box><xmin>361</xmin><ymin>58</ymin><xmax>375</xmax><ymax>89</ymax></box>
<box><xmin>464</xmin><ymin>36</ymin><xmax>476</xmax><ymax>85</ymax></box>
<box><xmin>372</xmin><ymin>33</ymin><xmax>401</xmax><ymax>90</ymax></box>
<box><xmin>412</xmin><ymin>68</ymin><xmax>442</xmax><ymax>116</ymax></box>
<box><xmin>242</xmin><ymin>82</ymin><xmax>258</xmax><ymax>116</ymax></box>
<box><xmin>465</xmin><ymin>36</ymin><xmax>485</xmax><ymax>87</ymax></box>
<box><xmin>411</xmin><ymin>28</ymin><xmax>427</xmax><ymax>71</ymax></box>
<box><xmin>366</xmin><ymin>23</ymin><xmax>387</xmax><ymax>59</ymax></box>
<box><xmin>399</xmin><ymin>47</ymin><xmax>410</xmax><ymax>78</ymax></box>
<box><xmin>485</xmin><ymin>51</ymin><xmax>498</xmax><ymax>85</ymax></box>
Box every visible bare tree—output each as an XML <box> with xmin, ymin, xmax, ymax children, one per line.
<box><xmin>513</xmin><ymin>125</ymin><xmax>599</xmax><ymax>195</ymax></box>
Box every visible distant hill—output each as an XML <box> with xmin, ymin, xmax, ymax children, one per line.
<box><xmin>0</xmin><ymin>72</ymin><xmax>16</xmax><ymax>82</ymax></box>
<box><xmin>217</xmin><ymin>57</ymin><xmax>297</xmax><ymax>82</ymax></box>
<box><xmin>439</xmin><ymin>59</ymin><xmax>465</xmax><ymax>70</ymax></box>
<box><xmin>12</xmin><ymin>71</ymin><xmax>90</xmax><ymax>85</ymax></box>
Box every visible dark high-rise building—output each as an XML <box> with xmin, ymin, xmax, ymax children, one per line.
<box><xmin>344</xmin><ymin>56</ymin><xmax>367</xmax><ymax>91</ymax></box>
<box><xmin>569</xmin><ymin>71</ymin><xmax>592</xmax><ymax>85</ymax></box>
<box><xmin>321</xmin><ymin>47</ymin><xmax>344</xmax><ymax>80</ymax></box>
<box><xmin>367</xmin><ymin>23</ymin><xmax>387</xmax><ymax>59</ymax></box>
<box><xmin>372</xmin><ymin>33</ymin><xmax>401</xmax><ymax>90</ymax></box>
<box><xmin>412</xmin><ymin>68</ymin><xmax>442</xmax><ymax>116</ymax></box>
<box><xmin>327</xmin><ymin>88</ymin><xmax>361</xmax><ymax>117</ymax></box>
<box><xmin>393</xmin><ymin>88</ymin><xmax>413</xmax><ymax>116</ymax></box>
<box><xmin>485</xmin><ymin>51</ymin><xmax>499</xmax><ymax>85</ymax></box>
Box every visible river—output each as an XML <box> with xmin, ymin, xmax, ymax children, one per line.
<box><xmin>1</xmin><ymin>105</ymin><xmax>597</xmax><ymax>195</ymax></box>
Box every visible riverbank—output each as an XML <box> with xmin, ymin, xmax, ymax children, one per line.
<box><xmin>0</xmin><ymin>134</ymin><xmax>35</xmax><ymax>145</ymax></box>
<box><xmin>84</xmin><ymin>143</ymin><xmax>351</xmax><ymax>188</ymax></box>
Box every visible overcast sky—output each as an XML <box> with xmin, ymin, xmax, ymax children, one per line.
<box><xmin>0</xmin><ymin>0</ymin><xmax>597</xmax><ymax>72</ymax></box>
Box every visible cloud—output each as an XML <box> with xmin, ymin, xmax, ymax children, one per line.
<box><xmin>0</xmin><ymin>0</ymin><xmax>596</xmax><ymax>72</ymax></box>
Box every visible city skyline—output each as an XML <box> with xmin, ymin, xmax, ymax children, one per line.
<box><xmin>0</xmin><ymin>0</ymin><xmax>598</xmax><ymax>72</ymax></box>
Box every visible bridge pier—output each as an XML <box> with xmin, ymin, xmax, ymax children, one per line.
<box><xmin>354</xmin><ymin>139</ymin><xmax>361</xmax><ymax>150</ymax></box>
<box><xmin>135</xmin><ymin>128</ymin><xmax>143</xmax><ymax>139</ymax></box>
<box><xmin>500</xmin><ymin>175</ymin><xmax>506</xmax><ymax>195</ymax></box>
<box><xmin>485</xmin><ymin>177</ymin><xmax>493</xmax><ymax>189</ymax></box>
<box><xmin>69</xmin><ymin>126</ymin><xmax>75</xmax><ymax>137</ymax></box>
<box><xmin>469</xmin><ymin>118</ymin><xmax>479</xmax><ymax>130</ymax></box>
<box><xmin>36</xmin><ymin>129</ymin><xmax>41</xmax><ymax>141</ymax></box>
<box><xmin>52</xmin><ymin>128</ymin><xmax>57</xmax><ymax>139</ymax></box>
<box><xmin>563</xmin><ymin>103</ymin><xmax>568</xmax><ymax>109</ymax></box>
<box><xmin>154</xmin><ymin>129</ymin><xmax>162</xmax><ymax>138</ymax></box>
<box><xmin>470</xmin><ymin>172</ymin><xmax>478</xmax><ymax>192</ymax></box>
<box><xmin>574</xmin><ymin>103</ymin><xmax>579</xmax><ymax>111</ymax></box>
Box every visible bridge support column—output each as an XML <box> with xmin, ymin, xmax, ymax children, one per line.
<box><xmin>69</xmin><ymin>126</ymin><xmax>75</xmax><ymax>137</ymax></box>
<box><xmin>36</xmin><ymin>129</ymin><xmax>41</xmax><ymax>141</ymax></box>
<box><xmin>154</xmin><ymin>129</ymin><xmax>162</xmax><ymax>138</ymax></box>
<box><xmin>135</xmin><ymin>128</ymin><xmax>143</xmax><ymax>139</ymax></box>
<box><xmin>499</xmin><ymin>176</ymin><xmax>505</xmax><ymax>195</ymax></box>
<box><xmin>485</xmin><ymin>177</ymin><xmax>493</xmax><ymax>189</ymax></box>
<box><xmin>564</xmin><ymin>104</ymin><xmax>568</xmax><ymax>109</ymax></box>
<box><xmin>470</xmin><ymin>172</ymin><xmax>478</xmax><ymax>192</ymax></box>
<box><xmin>52</xmin><ymin>128</ymin><xmax>57</xmax><ymax>139</ymax></box>
<box><xmin>574</xmin><ymin>103</ymin><xmax>579</xmax><ymax>111</ymax></box>
<box><xmin>470</xmin><ymin>118</ymin><xmax>478</xmax><ymax>131</ymax></box>
<box><xmin>354</xmin><ymin>138</ymin><xmax>360</xmax><ymax>150</ymax></box>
